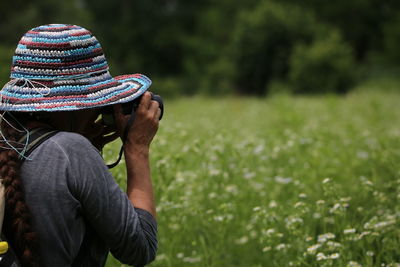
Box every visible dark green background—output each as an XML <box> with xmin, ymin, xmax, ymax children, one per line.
<box><xmin>1</xmin><ymin>0</ymin><xmax>399</xmax><ymax>96</ymax></box>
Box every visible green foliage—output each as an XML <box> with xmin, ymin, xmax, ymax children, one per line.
<box><xmin>232</xmin><ymin>1</ymin><xmax>318</xmax><ymax>95</ymax></box>
<box><xmin>104</xmin><ymin>88</ymin><xmax>400</xmax><ymax>266</ymax></box>
<box><xmin>1</xmin><ymin>0</ymin><xmax>400</xmax><ymax>95</ymax></box>
<box><xmin>383</xmin><ymin>13</ymin><xmax>400</xmax><ymax>63</ymax></box>
<box><xmin>0</xmin><ymin>0</ymin><xmax>92</xmax><ymax>45</ymax></box>
<box><xmin>0</xmin><ymin>46</ymin><xmax>14</xmax><ymax>85</ymax></box>
<box><xmin>179</xmin><ymin>1</ymin><xmax>257</xmax><ymax>95</ymax></box>
<box><xmin>280</xmin><ymin>0</ymin><xmax>400</xmax><ymax>61</ymax></box>
<box><xmin>289</xmin><ymin>31</ymin><xmax>356</xmax><ymax>94</ymax></box>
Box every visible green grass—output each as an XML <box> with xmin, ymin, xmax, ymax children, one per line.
<box><xmin>105</xmin><ymin>88</ymin><xmax>400</xmax><ymax>267</ymax></box>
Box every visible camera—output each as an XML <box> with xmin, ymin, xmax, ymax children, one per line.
<box><xmin>101</xmin><ymin>92</ymin><xmax>164</xmax><ymax>127</ymax></box>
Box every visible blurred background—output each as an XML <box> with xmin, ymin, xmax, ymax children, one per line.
<box><xmin>1</xmin><ymin>0</ymin><xmax>400</xmax><ymax>96</ymax></box>
<box><xmin>2</xmin><ymin>1</ymin><xmax>400</xmax><ymax>266</ymax></box>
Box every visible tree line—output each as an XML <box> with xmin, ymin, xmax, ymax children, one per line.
<box><xmin>1</xmin><ymin>0</ymin><xmax>399</xmax><ymax>96</ymax></box>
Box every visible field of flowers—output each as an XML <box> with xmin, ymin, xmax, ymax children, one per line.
<box><xmin>105</xmin><ymin>88</ymin><xmax>400</xmax><ymax>267</ymax></box>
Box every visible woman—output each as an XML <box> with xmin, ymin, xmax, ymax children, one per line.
<box><xmin>0</xmin><ymin>24</ymin><xmax>160</xmax><ymax>266</ymax></box>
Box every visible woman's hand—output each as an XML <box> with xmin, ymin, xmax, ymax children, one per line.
<box><xmin>113</xmin><ymin>92</ymin><xmax>161</xmax><ymax>155</ymax></box>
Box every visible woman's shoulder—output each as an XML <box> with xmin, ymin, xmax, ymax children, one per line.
<box><xmin>35</xmin><ymin>131</ymin><xmax>98</xmax><ymax>158</ymax></box>
<box><xmin>50</xmin><ymin>131</ymin><xmax>92</xmax><ymax>146</ymax></box>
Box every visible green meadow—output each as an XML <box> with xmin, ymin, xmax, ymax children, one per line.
<box><xmin>105</xmin><ymin>84</ymin><xmax>400</xmax><ymax>267</ymax></box>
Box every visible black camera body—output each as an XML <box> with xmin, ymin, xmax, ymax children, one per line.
<box><xmin>102</xmin><ymin>92</ymin><xmax>164</xmax><ymax>127</ymax></box>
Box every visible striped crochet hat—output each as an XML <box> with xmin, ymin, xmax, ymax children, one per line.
<box><xmin>0</xmin><ymin>24</ymin><xmax>151</xmax><ymax>112</ymax></box>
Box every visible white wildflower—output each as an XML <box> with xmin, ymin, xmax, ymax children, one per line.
<box><xmin>285</xmin><ymin>217</ymin><xmax>303</xmax><ymax>229</ymax></box>
<box><xmin>307</xmin><ymin>244</ymin><xmax>320</xmax><ymax>254</ymax></box>
<box><xmin>276</xmin><ymin>243</ymin><xmax>288</xmax><ymax>251</ymax></box>
<box><xmin>253</xmin><ymin>206</ymin><xmax>261</xmax><ymax>212</ymax></box>
<box><xmin>347</xmin><ymin>261</ymin><xmax>362</xmax><ymax>267</ymax></box>
<box><xmin>318</xmin><ymin>233</ymin><xmax>335</xmax><ymax>243</ymax></box>
<box><xmin>208</xmin><ymin>192</ymin><xmax>217</xmax><ymax>199</ymax></box>
<box><xmin>253</xmin><ymin>144</ymin><xmax>265</xmax><ymax>155</ymax></box>
<box><xmin>213</xmin><ymin>216</ymin><xmax>224</xmax><ymax>222</ymax></box>
<box><xmin>276</xmin><ymin>233</ymin><xmax>284</xmax><ymax>238</ymax></box>
<box><xmin>182</xmin><ymin>256</ymin><xmax>202</xmax><ymax>263</ymax></box>
<box><xmin>269</xmin><ymin>200</ymin><xmax>278</xmax><ymax>208</ymax></box>
<box><xmin>313</xmin><ymin>213</ymin><xmax>322</xmax><ymax>219</ymax></box>
<box><xmin>275</xmin><ymin>176</ymin><xmax>293</xmax><ymax>184</ymax></box>
<box><xmin>329</xmin><ymin>203</ymin><xmax>342</xmax><ymax>213</ymax></box>
<box><xmin>209</xmin><ymin>169</ymin><xmax>221</xmax><ymax>176</ymax></box>
<box><xmin>363</xmin><ymin>179</ymin><xmax>373</xmax><ymax>186</ymax></box>
<box><xmin>327</xmin><ymin>241</ymin><xmax>342</xmax><ymax>249</ymax></box>
<box><xmin>266</xmin><ymin>228</ymin><xmax>276</xmax><ymax>235</ymax></box>
<box><xmin>316</xmin><ymin>252</ymin><xmax>327</xmax><ymax>261</ymax></box>
<box><xmin>169</xmin><ymin>224</ymin><xmax>180</xmax><ymax>231</ymax></box>
<box><xmin>322</xmin><ymin>178</ymin><xmax>331</xmax><ymax>184</ymax></box>
<box><xmin>155</xmin><ymin>253</ymin><xmax>167</xmax><ymax>262</ymax></box>
<box><xmin>340</xmin><ymin>197</ymin><xmax>352</xmax><ymax>202</ymax></box>
<box><xmin>226</xmin><ymin>185</ymin><xmax>238</xmax><ymax>194</ymax></box>
<box><xmin>235</xmin><ymin>236</ymin><xmax>249</xmax><ymax>245</ymax></box>
<box><xmin>344</xmin><ymin>228</ymin><xmax>356</xmax><ymax>234</ymax></box>
<box><xmin>330</xmin><ymin>253</ymin><xmax>340</xmax><ymax>259</ymax></box>
<box><xmin>374</xmin><ymin>220</ymin><xmax>395</xmax><ymax>230</ymax></box>
<box><xmin>244</xmin><ymin>172</ymin><xmax>256</xmax><ymax>180</ymax></box>
<box><xmin>366</xmin><ymin>251</ymin><xmax>374</xmax><ymax>257</ymax></box>
<box><xmin>359</xmin><ymin>231</ymin><xmax>371</xmax><ymax>239</ymax></box>
<box><xmin>262</xmin><ymin>246</ymin><xmax>272</xmax><ymax>252</ymax></box>
<box><xmin>294</xmin><ymin>202</ymin><xmax>305</xmax><ymax>208</ymax></box>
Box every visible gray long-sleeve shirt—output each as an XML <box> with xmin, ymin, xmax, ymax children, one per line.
<box><xmin>20</xmin><ymin>131</ymin><xmax>157</xmax><ymax>266</ymax></box>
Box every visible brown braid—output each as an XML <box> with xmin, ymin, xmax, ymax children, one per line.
<box><xmin>0</xmin><ymin>114</ymin><xmax>41</xmax><ymax>267</ymax></box>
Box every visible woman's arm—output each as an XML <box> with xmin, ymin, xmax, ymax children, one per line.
<box><xmin>114</xmin><ymin>92</ymin><xmax>160</xmax><ymax>217</ymax></box>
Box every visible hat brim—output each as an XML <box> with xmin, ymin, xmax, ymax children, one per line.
<box><xmin>0</xmin><ymin>73</ymin><xmax>151</xmax><ymax>112</ymax></box>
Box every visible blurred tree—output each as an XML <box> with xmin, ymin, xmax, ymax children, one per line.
<box><xmin>0</xmin><ymin>0</ymin><xmax>399</xmax><ymax>95</ymax></box>
<box><xmin>383</xmin><ymin>12</ymin><xmax>400</xmax><ymax>63</ymax></box>
<box><xmin>289</xmin><ymin>31</ymin><xmax>356</xmax><ymax>94</ymax></box>
<box><xmin>85</xmin><ymin>0</ymin><xmax>202</xmax><ymax>77</ymax></box>
<box><xmin>180</xmin><ymin>0</ymin><xmax>259</xmax><ymax>94</ymax></box>
<box><xmin>281</xmin><ymin>0</ymin><xmax>400</xmax><ymax>62</ymax></box>
<box><xmin>231</xmin><ymin>1</ymin><xmax>318</xmax><ymax>95</ymax></box>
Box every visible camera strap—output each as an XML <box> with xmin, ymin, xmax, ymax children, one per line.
<box><xmin>106</xmin><ymin>108</ymin><xmax>136</xmax><ymax>169</ymax></box>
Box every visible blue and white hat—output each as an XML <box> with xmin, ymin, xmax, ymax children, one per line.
<box><xmin>0</xmin><ymin>24</ymin><xmax>151</xmax><ymax>112</ymax></box>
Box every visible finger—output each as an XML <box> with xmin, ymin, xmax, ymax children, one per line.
<box><xmin>148</xmin><ymin>101</ymin><xmax>160</xmax><ymax>120</ymax></box>
<box><xmin>155</xmin><ymin>108</ymin><xmax>162</xmax><ymax>120</ymax></box>
<box><xmin>138</xmin><ymin>92</ymin><xmax>152</xmax><ymax>112</ymax></box>
<box><xmin>149</xmin><ymin>100</ymin><xmax>159</xmax><ymax>113</ymax></box>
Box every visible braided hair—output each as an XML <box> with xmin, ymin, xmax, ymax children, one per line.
<box><xmin>0</xmin><ymin>113</ymin><xmax>41</xmax><ymax>267</ymax></box>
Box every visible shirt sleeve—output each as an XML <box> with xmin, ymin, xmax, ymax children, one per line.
<box><xmin>62</xmin><ymin>133</ymin><xmax>157</xmax><ymax>266</ymax></box>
